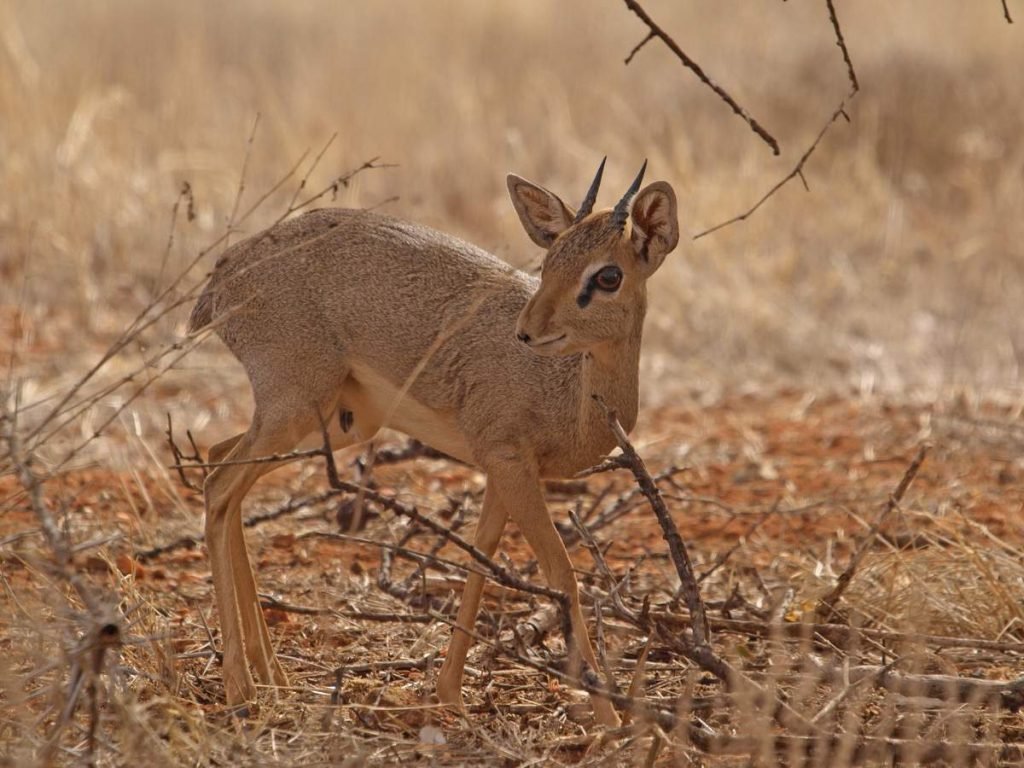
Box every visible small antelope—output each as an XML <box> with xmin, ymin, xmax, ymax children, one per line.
<box><xmin>189</xmin><ymin>159</ymin><xmax>678</xmax><ymax>726</ymax></box>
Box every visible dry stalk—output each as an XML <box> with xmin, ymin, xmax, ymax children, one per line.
<box><xmin>816</xmin><ymin>444</ymin><xmax>929</xmax><ymax>621</ymax></box>
<box><xmin>165</xmin><ymin>412</ymin><xmax>206</xmax><ymax>492</ymax></box>
<box><xmin>3</xmin><ymin>387</ymin><xmax>123</xmax><ymax>766</ymax></box>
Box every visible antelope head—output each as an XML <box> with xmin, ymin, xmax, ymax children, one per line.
<box><xmin>508</xmin><ymin>159</ymin><xmax>679</xmax><ymax>357</ymax></box>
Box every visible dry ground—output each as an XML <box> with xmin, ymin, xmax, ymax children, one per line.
<box><xmin>2</xmin><ymin>1</ymin><xmax>1024</xmax><ymax>765</ymax></box>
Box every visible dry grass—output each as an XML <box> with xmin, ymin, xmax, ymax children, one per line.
<box><xmin>2</xmin><ymin>1</ymin><xmax>1024</xmax><ymax>765</ymax></box>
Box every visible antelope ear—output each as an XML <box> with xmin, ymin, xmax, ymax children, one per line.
<box><xmin>630</xmin><ymin>181</ymin><xmax>679</xmax><ymax>276</ymax></box>
<box><xmin>507</xmin><ymin>174</ymin><xmax>576</xmax><ymax>248</ymax></box>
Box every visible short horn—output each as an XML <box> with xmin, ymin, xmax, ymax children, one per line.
<box><xmin>611</xmin><ymin>159</ymin><xmax>648</xmax><ymax>229</ymax></box>
<box><xmin>572</xmin><ymin>156</ymin><xmax>606</xmax><ymax>224</ymax></box>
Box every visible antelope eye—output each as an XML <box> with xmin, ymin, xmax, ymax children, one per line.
<box><xmin>593</xmin><ymin>265</ymin><xmax>623</xmax><ymax>292</ymax></box>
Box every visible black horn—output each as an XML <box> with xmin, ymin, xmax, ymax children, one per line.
<box><xmin>611</xmin><ymin>159</ymin><xmax>647</xmax><ymax>230</ymax></box>
<box><xmin>572</xmin><ymin>156</ymin><xmax>606</xmax><ymax>224</ymax></box>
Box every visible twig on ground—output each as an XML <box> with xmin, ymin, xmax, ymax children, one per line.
<box><xmin>563</xmin><ymin>464</ymin><xmax>689</xmax><ymax>547</ymax></box>
<box><xmin>621</xmin><ymin>0</ymin><xmax>779</xmax><ymax>155</ymax></box>
<box><xmin>169</xmin><ymin>446</ymin><xmax>324</xmax><ymax>471</ymax></box>
<box><xmin>333</xmin><ymin>653</ymin><xmax>438</xmax><ymax>678</ymax></box>
<box><xmin>815</xmin><ymin>445</ymin><xmax>929</xmax><ymax>621</ymax></box>
<box><xmin>135</xmin><ymin>488</ymin><xmax>338</xmax><ymax>562</ymax></box>
<box><xmin>592</xmin><ymin>396</ymin><xmax>710</xmax><ymax>649</ymax></box>
<box><xmin>842</xmin><ymin>663</ymin><xmax>1024</xmax><ymax>711</ymax></box>
<box><xmin>655</xmin><ymin>610</ymin><xmax>1024</xmax><ymax>654</ymax></box>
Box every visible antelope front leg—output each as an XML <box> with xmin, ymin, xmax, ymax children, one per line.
<box><xmin>436</xmin><ymin>484</ymin><xmax>508</xmax><ymax>708</ymax></box>
<box><xmin>488</xmin><ymin>461</ymin><xmax>621</xmax><ymax>728</ymax></box>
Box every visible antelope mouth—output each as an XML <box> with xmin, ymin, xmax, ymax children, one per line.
<box><xmin>526</xmin><ymin>333</ymin><xmax>568</xmax><ymax>355</ymax></box>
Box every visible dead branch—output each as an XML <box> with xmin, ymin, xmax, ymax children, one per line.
<box><xmin>334</xmin><ymin>653</ymin><xmax>438</xmax><ymax>678</ymax></box>
<box><xmin>693</xmin><ymin>97</ymin><xmax>853</xmax><ymax>240</ymax></box>
<box><xmin>135</xmin><ymin>488</ymin><xmax>338</xmax><ymax>562</ymax></box>
<box><xmin>3</xmin><ymin>387</ymin><xmax>122</xmax><ymax>766</ymax></box>
<box><xmin>844</xmin><ymin>665</ymin><xmax>1024</xmax><ymax>711</ymax></box>
<box><xmin>593</xmin><ymin>396</ymin><xmax>710</xmax><ymax>649</ymax></box>
<box><xmin>816</xmin><ymin>444</ymin><xmax>929</xmax><ymax>621</ymax></box>
<box><xmin>371</xmin><ymin>438</ymin><xmax>458</xmax><ymax>466</ymax></box>
<box><xmin>825</xmin><ymin>0</ymin><xmax>859</xmax><ymax>92</ymax></box>
<box><xmin>693</xmin><ymin>0</ymin><xmax>861</xmax><ymax>240</ymax></box>
<box><xmin>514</xmin><ymin>604</ymin><xmax>561</xmax><ymax>649</ymax></box>
<box><xmin>169</xmin><ymin>446</ymin><xmax>324</xmax><ymax>471</ymax></box>
<box><xmin>563</xmin><ymin>464</ymin><xmax>689</xmax><ymax>547</ymax></box>
<box><xmin>622</xmin><ymin>0</ymin><xmax>779</xmax><ymax>155</ymax></box>
<box><xmin>653</xmin><ymin>609</ymin><xmax>1024</xmax><ymax>654</ymax></box>
<box><xmin>165</xmin><ymin>412</ymin><xmax>206</xmax><ymax>492</ymax></box>
<box><xmin>1002</xmin><ymin>0</ymin><xmax>1014</xmax><ymax>23</ymax></box>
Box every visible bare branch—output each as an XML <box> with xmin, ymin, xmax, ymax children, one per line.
<box><xmin>622</xmin><ymin>0</ymin><xmax>780</xmax><ymax>155</ymax></box>
<box><xmin>694</xmin><ymin>0</ymin><xmax>862</xmax><ymax>240</ymax></box>
<box><xmin>591</xmin><ymin>396</ymin><xmax>711</xmax><ymax>650</ymax></box>
<box><xmin>694</xmin><ymin>95</ymin><xmax>854</xmax><ymax>240</ymax></box>
<box><xmin>825</xmin><ymin>0</ymin><xmax>859</xmax><ymax>92</ymax></box>
<box><xmin>623</xmin><ymin>30</ymin><xmax>655</xmax><ymax>65</ymax></box>
<box><xmin>165</xmin><ymin>412</ymin><xmax>205</xmax><ymax>492</ymax></box>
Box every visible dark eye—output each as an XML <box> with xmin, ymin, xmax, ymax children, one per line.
<box><xmin>593</xmin><ymin>265</ymin><xmax>623</xmax><ymax>292</ymax></box>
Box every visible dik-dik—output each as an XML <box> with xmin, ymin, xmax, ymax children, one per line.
<box><xmin>189</xmin><ymin>159</ymin><xmax>679</xmax><ymax>726</ymax></box>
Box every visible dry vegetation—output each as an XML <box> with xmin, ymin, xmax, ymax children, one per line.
<box><xmin>2</xmin><ymin>1</ymin><xmax>1024</xmax><ymax>765</ymax></box>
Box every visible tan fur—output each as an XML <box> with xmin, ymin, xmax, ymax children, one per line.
<box><xmin>191</xmin><ymin>169</ymin><xmax>679</xmax><ymax>727</ymax></box>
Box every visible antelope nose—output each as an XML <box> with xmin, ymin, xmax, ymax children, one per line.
<box><xmin>516</xmin><ymin>330</ymin><xmax>531</xmax><ymax>344</ymax></box>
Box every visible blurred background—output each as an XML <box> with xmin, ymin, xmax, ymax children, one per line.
<box><xmin>2</xmin><ymin>0</ymin><xmax>1022</xmax><ymax>429</ymax></box>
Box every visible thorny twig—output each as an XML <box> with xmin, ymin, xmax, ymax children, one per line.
<box><xmin>3</xmin><ymin>387</ymin><xmax>122</xmax><ymax>767</ymax></box>
<box><xmin>815</xmin><ymin>445</ymin><xmax>929</xmax><ymax>621</ymax></box>
<box><xmin>621</xmin><ymin>0</ymin><xmax>779</xmax><ymax>155</ymax></box>
<box><xmin>165</xmin><ymin>412</ymin><xmax>206</xmax><ymax>492</ymax></box>
<box><xmin>693</xmin><ymin>0</ymin><xmax>861</xmax><ymax>240</ymax></box>
<box><xmin>592</xmin><ymin>396</ymin><xmax>711</xmax><ymax>649</ymax></box>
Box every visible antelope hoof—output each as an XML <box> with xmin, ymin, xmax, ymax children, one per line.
<box><xmin>435</xmin><ymin>678</ymin><xmax>465</xmax><ymax>711</ymax></box>
<box><xmin>267</xmin><ymin>657</ymin><xmax>290</xmax><ymax>688</ymax></box>
<box><xmin>593</xmin><ymin>698</ymin><xmax>621</xmax><ymax>729</ymax></box>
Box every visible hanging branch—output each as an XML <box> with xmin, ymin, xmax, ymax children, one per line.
<box><xmin>694</xmin><ymin>0</ymin><xmax>861</xmax><ymax>240</ymax></box>
<box><xmin>1002</xmin><ymin>0</ymin><xmax>1014</xmax><ymax>24</ymax></box>
<box><xmin>622</xmin><ymin>0</ymin><xmax>780</xmax><ymax>155</ymax></box>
